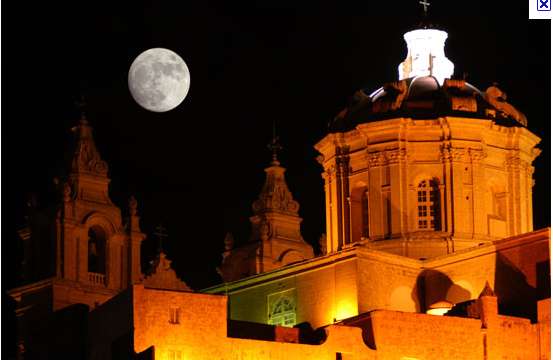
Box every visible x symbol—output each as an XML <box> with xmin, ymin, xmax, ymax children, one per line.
<box><xmin>539</xmin><ymin>0</ymin><xmax>549</xmax><ymax>8</ymax></box>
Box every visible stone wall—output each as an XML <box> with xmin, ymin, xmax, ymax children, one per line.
<box><xmin>132</xmin><ymin>284</ymin><xmax>550</xmax><ymax>360</ymax></box>
<box><xmin>225</xmin><ymin>254</ymin><xmax>358</xmax><ymax>329</ymax></box>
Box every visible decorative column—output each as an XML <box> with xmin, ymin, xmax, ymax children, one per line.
<box><xmin>337</xmin><ymin>147</ymin><xmax>351</xmax><ymax>246</ymax></box>
<box><xmin>441</xmin><ymin>144</ymin><xmax>454</xmax><ymax>236</ymax></box>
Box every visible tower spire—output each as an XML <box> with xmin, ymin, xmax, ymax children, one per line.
<box><xmin>70</xmin><ymin>97</ymin><xmax>108</xmax><ymax>176</ymax></box>
<box><xmin>267</xmin><ymin>120</ymin><xmax>282</xmax><ymax>166</ymax></box>
<box><xmin>75</xmin><ymin>95</ymin><xmax>88</xmax><ymax>123</ymax></box>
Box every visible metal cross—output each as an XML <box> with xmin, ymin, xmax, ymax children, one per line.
<box><xmin>153</xmin><ymin>224</ymin><xmax>168</xmax><ymax>251</ymax></box>
<box><xmin>267</xmin><ymin>120</ymin><xmax>283</xmax><ymax>165</ymax></box>
<box><xmin>75</xmin><ymin>95</ymin><xmax>87</xmax><ymax>120</ymax></box>
<box><xmin>419</xmin><ymin>0</ymin><xmax>430</xmax><ymax>15</ymax></box>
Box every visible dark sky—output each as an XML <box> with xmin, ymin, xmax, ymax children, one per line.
<box><xmin>2</xmin><ymin>1</ymin><xmax>551</xmax><ymax>291</ymax></box>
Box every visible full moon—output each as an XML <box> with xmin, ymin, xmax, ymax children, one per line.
<box><xmin>128</xmin><ymin>48</ymin><xmax>190</xmax><ymax>112</ymax></box>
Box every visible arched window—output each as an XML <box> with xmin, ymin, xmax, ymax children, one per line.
<box><xmin>417</xmin><ymin>179</ymin><xmax>441</xmax><ymax>230</ymax></box>
<box><xmin>88</xmin><ymin>226</ymin><xmax>106</xmax><ymax>274</ymax></box>
<box><xmin>267</xmin><ymin>289</ymin><xmax>296</xmax><ymax>327</ymax></box>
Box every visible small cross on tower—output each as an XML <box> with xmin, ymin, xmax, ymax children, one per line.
<box><xmin>267</xmin><ymin>120</ymin><xmax>283</xmax><ymax>166</ymax></box>
<box><xmin>419</xmin><ymin>0</ymin><xmax>430</xmax><ymax>16</ymax></box>
<box><xmin>75</xmin><ymin>95</ymin><xmax>88</xmax><ymax>122</ymax></box>
<box><xmin>153</xmin><ymin>224</ymin><xmax>168</xmax><ymax>252</ymax></box>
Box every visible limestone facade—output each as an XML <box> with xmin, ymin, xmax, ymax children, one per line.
<box><xmin>205</xmin><ymin>228</ymin><xmax>550</xmax><ymax>330</ymax></box>
<box><xmin>130</xmin><ymin>284</ymin><xmax>551</xmax><ymax>360</ymax></box>
<box><xmin>316</xmin><ymin>116</ymin><xmax>541</xmax><ymax>259</ymax></box>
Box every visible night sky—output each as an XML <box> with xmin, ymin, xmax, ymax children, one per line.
<box><xmin>2</xmin><ymin>1</ymin><xmax>550</xmax><ymax>295</ymax></box>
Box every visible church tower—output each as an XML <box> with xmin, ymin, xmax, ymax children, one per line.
<box><xmin>316</xmin><ymin>25</ymin><xmax>541</xmax><ymax>259</ymax></box>
<box><xmin>9</xmin><ymin>111</ymin><xmax>147</xmax><ymax>356</ymax></box>
<box><xmin>219</xmin><ymin>137</ymin><xmax>314</xmax><ymax>282</ymax></box>
<box><xmin>54</xmin><ymin>115</ymin><xmax>146</xmax><ymax>303</ymax></box>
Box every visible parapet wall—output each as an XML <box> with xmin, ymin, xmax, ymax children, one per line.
<box><xmin>132</xmin><ymin>284</ymin><xmax>550</xmax><ymax>360</ymax></box>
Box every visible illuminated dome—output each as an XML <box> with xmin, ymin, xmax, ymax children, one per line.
<box><xmin>330</xmin><ymin>26</ymin><xmax>528</xmax><ymax>132</ymax></box>
<box><xmin>331</xmin><ymin>76</ymin><xmax>528</xmax><ymax>131</ymax></box>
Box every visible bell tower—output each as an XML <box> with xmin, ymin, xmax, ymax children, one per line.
<box><xmin>55</xmin><ymin>114</ymin><xmax>146</xmax><ymax>306</ymax></box>
<box><xmin>8</xmin><ymin>108</ymin><xmax>148</xmax><ymax>358</ymax></box>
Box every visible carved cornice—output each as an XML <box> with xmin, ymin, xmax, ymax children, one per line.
<box><xmin>440</xmin><ymin>145</ymin><xmax>487</xmax><ymax>163</ymax></box>
<box><xmin>450</xmin><ymin>148</ymin><xmax>467</xmax><ymax>162</ymax></box>
<box><xmin>368</xmin><ymin>151</ymin><xmax>387</xmax><ymax>167</ymax></box>
<box><xmin>468</xmin><ymin>148</ymin><xmax>487</xmax><ymax>162</ymax></box>
<box><xmin>386</xmin><ymin>148</ymin><xmax>408</xmax><ymax>164</ymax></box>
<box><xmin>440</xmin><ymin>145</ymin><xmax>452</xmax><ymax>162</ymax></box>
<box><xmin>505</xmin><ymin>153</ymin><xmax>521</xmax><ymax>168</ymax></box>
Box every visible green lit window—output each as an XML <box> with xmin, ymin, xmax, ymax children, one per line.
<box><xmin>267</xmin><ymin>289</ymin><xmax>296</xmax><ymax>327</ymax></box>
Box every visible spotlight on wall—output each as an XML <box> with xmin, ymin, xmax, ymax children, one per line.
<box><xmin>426</xmin><ymin>300</ymin><xmax>454</xmax><ymax>316</ymax></box>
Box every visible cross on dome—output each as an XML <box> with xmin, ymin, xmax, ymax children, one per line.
<box><xmin>419</xmin><ymin>0</ymin><xmax>430</xmax><ymax>15</ymax></box>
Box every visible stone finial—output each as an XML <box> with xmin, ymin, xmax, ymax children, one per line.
<box><xmin>484</xmin><ymin>85</ymin><xmax>528</xmax><ymax>126</ymax></box>
<box><xmin>75</xmin><ymin>95</ymin><xmax>87</xmax><ymax>122</ymax></box>
<box><xmin>267</xmin><ymin>120</ymin><xmax>283</xmax><ymax>166</ymax></box>
<box><xmin>129</xmin><ymin>195</ymin><xmax>138</xmax><ymax>216</ymax></box>
<box><xmin>479</xmin><ymin>281</ymin><xmax>496</xmax><ymax>298</ymax></box>
<box><xmin>70</xmin><ymin>119</ymin><xmax>108</xmax><ymax>176</ymax></box>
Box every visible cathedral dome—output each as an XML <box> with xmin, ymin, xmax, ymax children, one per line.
<box><xmin>330</xmin><ymin>76</ymin><xmax>528</xmax><ymax>131</ymax></box>
<box><xmin>330</xmin><ymin>26</ymin><xmax>528</xmax><ymax>132</ymax></box>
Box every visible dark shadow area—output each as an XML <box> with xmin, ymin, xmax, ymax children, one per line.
<box><xmin>412</xmin><ymin>269</ymin><xmax>471</xmax><ymax>313</ymax></box>
<box><xmin>339</xmin><ymin>312</ymin><xmax>376</xmax><ymax>350</ymax></box>
<box><xmin>228</xmin><ymin>319</ymin><xmax>276</xmax><ymax>341</ymax></box>
<box><xmin>536</xmin><ymin>260</ymin><xmax>551</xmax><ymax>300</ymax></box>
<box><xmin>24</xmin><ymin>303</ymin><xmax>88</xmax><ymax>359</ymax></box>
<box><xmin>227</xmin><ymin>319</ymin><xmax>326</xmax><ymax>345</ymax></box>
<box><xmin>2</xmin><ymin>294</ymin><xmax>17</xmax><ymax>359</ymax></box>
<box><xmin>295</xmin><ymin>321</ymin><xmax>327</xmax><ymax>345</ymax></box>
<box><xmin>494</xmin><ymin>253</ymin><xmax>539</xmax><ymax>322</ymax></box>
<box><xmin>446</xmin><ymin>299</ymin><xmax>478</xmax><ymax>318</ymax></box>
<box><xmin>135</xmin><ymin>346</ymin><xmax>155</xmax><ymax>360</ymax></box>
